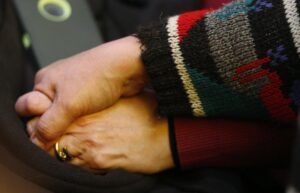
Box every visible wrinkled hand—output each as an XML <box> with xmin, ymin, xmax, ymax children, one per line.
<box><xmin>15</xmin><ymin>36</ymin><xmax>147</xmax><ymax>149</ymax></box>
<box><xmin>27</xmin><ymin>92</ymin><xmax>174</xmax><ymax>174</ymax></box>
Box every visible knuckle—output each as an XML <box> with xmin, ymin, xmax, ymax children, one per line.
<box><xmin>81</xmin><ymin>141</ymin><xmax>111</xmax><ymax>170</ymax></box>
<box><xmin>36</xmin><ymin>119</ymin><xmax>56</xmax><ymax>142</ymax></box>
<box><xmin>93</xmin><ymin>155</ymin><xmax>110</xmax><ymax>170</ymax></box>
<box><xmin>60</xmin><ymin>99</ymin><xmax>81</xmax><ymax>118</ymax></box>
<box><xmin>75</xmin><ymin>117</ymin><xmax>91</xmax><ymax>128</ymax></box>
<box><xmin>35</xmin><ymin>69</ymin><xmax>47</xmax><ymax>83</ymax></box>
<box><xmin>82</xmin><ymin>138</ymin><xmax>97</xmax><ymax>150</ymax></box>
<box><xmin>63</xmin><ymin>101</ymin><xmax>76</xmax><ymax>112</ymax></box>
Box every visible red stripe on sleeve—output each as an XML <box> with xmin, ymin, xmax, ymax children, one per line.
<box><xmin>177</xmin><ymin>9</ymin><xmax>212</xmax><ymax>42</ymax></box>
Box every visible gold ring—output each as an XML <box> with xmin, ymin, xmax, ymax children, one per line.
<box><xmin>54</xmin><ymin>142</ymin><xmax>73</xmax><ymax>162</ymax></box>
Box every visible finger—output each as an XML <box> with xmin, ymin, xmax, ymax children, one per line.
<box><xmin>48</xmin><ymin>134</ymin><xmax>107</xmax><ymax>173</ymax></box>
<box><xmin>34</xmin><ymin>102</ymin><xmax>76</xmax><ymax>149</ymax></box>
<box><xmin>15</xmin><ymin>91</ymin><xmax>52</xmax><ymax>116</ymax></box>
<box><xmin>31</xmin><ymin>136</ymin><xmax>48</xmax><ymax>150</ymax></box>
<box><xmin>26</xmin><ymin>117</ymin><xmax>40</xmax><ymax>137</ymax></box>
<box><xmin>69</xmin><ymin>158</ymin><xmax>86</xmax><ymax>167</ymax></box>
<box><xmin>57</xmin><ymin>135</ymin><xmax>83</xmax><ymax>158</ymax></box>
<box><xmin>48</xmin><ymin>135</ymin><xmax>84</xmax><ymax>164</ymax></box>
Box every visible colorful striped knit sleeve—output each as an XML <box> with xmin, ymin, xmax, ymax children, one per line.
<box><xmin>137</xmin><ymin>0</ymin><xmax>300</xmax><ymax>123</ymax></box>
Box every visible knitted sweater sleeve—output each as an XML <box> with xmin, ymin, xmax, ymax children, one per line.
<box><xmin>136</xmin><ymin>0</ymin><xmax>300</xmax><ymax>123</ymax></box>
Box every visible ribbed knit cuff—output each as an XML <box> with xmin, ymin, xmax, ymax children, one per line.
<box><xmin>174</xmin><ymin>118</ymin><xmax>294</xmax><ymax>169</ymax></box>
<box><xmin>136</xmin><ymin>19</ymin><xmax>193</xmax><ymax>116</ymax></box>
<box><xmin>167</xmin><ymin>117</ymin><xmax>181</xmax><ymax>169</ymax></box>
<box><xmin>174</xmin><ymin>118</ymin><xmax>221</xmax><ymax>169</ymax></box>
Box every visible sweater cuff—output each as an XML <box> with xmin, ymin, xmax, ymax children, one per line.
<box><xmin>167</xmin><ymin>117</ymin><xmax>181</xmax><ymax>169</ymax></box>
<box><xmin>136</xmin><ymin>18</ymin><xmax>192</xmax><ymax>116</ymax></box>
<box><xmin>174</xmin><ymin>117</ymin><xmax>221</xmax><ymax>168</ymax></box>
<box><xmin>174</xmin><ymin>118</ymin><xmax>295</xmax><ymax>169</ymax></box>
<box><xmin>136</xmin><ymin>10</ymin><xmax>210</xmax><ymax>117</ymax></box>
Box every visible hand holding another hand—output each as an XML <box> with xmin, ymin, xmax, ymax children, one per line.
<box><xmin>15</xmin><ymin>36</ymin><xmax>148</xmax><ymax>149</ymax></box>
<box><xmin>27</xmin><ymin>92</ymin><xmax>174</xmax><ymax>174</ymax></box>
<box><xmin>15</xmin><ymin>36</ymin><xmax>175</xmax><ymax>174</ymax></box>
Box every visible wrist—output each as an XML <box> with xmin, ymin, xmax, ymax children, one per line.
<box><xmin>105</xmin><ymin>36</ymin><xmax>148</xmax><ymax>96</ymax></box>
<box><xmin>167</xmin><ymin>117</ymin><xmax>181</xmax><ymax>169</ymax></box>
<box><xmin>114</xmin><ymin>36</ymin><xmax>149</xmax><ymax>97</ymax></box>
<box><xmin>87</xmin><ymin>36</ymin><xmax>148</xmax><ymax>99</ymax></box>
<box><xmin>154</xmin><ymin>117</ymin><xmax>175</xmax><ymax>172</ymax></box>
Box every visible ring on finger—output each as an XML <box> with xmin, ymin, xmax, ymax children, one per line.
<box><xmin>54</xmin><ymin>142</ymin><xmax>73</xmax><ymax>162</ymax></box>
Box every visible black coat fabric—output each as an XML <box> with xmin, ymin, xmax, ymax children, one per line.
<box><xmin>0</xmin><ymin>0</ymin><xmax>287</xmax><ymax>193</ymax></box>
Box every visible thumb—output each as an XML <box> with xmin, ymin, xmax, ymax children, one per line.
<box><xmin>15</xmin><ymin>91</ymin><xmax>52</xmax><ymax>116</ymax></box>
<box><xmin>33</xmin><ymin>102</ymin><xmax>76</xmax><ymax>149</ymax></box>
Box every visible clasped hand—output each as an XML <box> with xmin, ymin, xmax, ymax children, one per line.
<box><xmin>15</xmin><ymin>37</ymin><xmax>174</xmax><ymax>174</ymax></box>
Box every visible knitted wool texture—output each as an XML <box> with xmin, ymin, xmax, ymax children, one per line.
<box><xmin>137</xmin><ymin>0</ymin><xmax>300</xmax><ymax>123</ymax></box>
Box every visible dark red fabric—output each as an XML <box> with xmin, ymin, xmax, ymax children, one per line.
<box><xmin>174</xmin><ymin>118</ymin><xmax>295</xmax><ymax>169</ymax></box>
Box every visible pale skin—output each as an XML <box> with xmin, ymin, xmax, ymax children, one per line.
<box><xmin>16</xmin><ymin>36</ymin><xmax>147</xmax><ymax>148</ymax></box>
<box><xmin>15</xmin><ymin>36</ymin><xmax>175</xmax><ymax>173</ymax></box>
